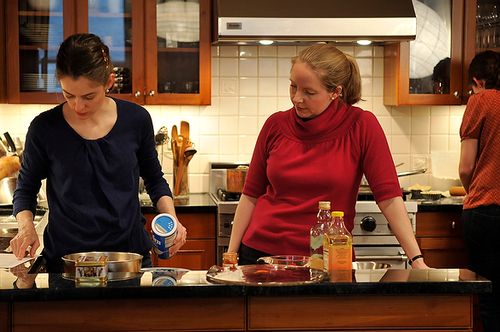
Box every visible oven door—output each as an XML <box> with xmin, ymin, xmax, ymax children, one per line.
<box><xmin>354</xmin><ymin>246</ymin><xmax>408</xmax><ymax>269</ymax></box>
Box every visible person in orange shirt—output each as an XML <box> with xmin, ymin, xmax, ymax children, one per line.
<box><xmin>459</xmin><ymin>50</ymin><xmax>500</xmax><ymax>332</ymax></box>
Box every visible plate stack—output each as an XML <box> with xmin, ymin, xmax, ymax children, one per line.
<box><xmin>21</xmin><ymin>73</ymin><xmax>60</xmax><ymax>92</ymax></box>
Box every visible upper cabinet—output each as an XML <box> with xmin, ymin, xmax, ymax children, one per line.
<box><xmin>384</xmin><ymin>0</ymin><xmax>465</xmax><ymax>106</ymax></box>
<box><xmin>385</xmin><ymin>0</ymin><xmax>500</xmax><ymax>106</ymax></box>
<box><xmin>4</xmin><ymin>0</ymin><xmax>211</xmax><ymax>105</ymax></box>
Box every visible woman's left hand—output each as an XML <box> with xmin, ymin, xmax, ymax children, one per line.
<box><xmin>168</xmin><ymin>221</ymin><xmax>187</xmax><ymax>257</ymax></box>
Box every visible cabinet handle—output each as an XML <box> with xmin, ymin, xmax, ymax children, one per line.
<box><xmin>134</xmin><ymin>91</ymin><xmax>142</xmax><ymax>98</ymax></box>
<box><xmin>148</xmin><ymin>90</ymin><xmax>155</xmax><ymax>97</ymax></box>
<box><xmin>451</xmin><ymin>221</ymin><xmax>456</xmax><ymax>229</ymax></box>
<box><xmin>453</xmin><ymin>91</ymin><xmax>460</xmax><ymax>99</ymax></box>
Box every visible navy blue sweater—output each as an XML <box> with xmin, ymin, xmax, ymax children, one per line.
<box><xmin>13</xmin><ymin>98</ymin><xmax>171</xmax><ymax>261</ymax></box>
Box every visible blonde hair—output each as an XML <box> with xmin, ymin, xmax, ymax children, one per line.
<box><xmin>292</xmin><ymin>43</ymin><xmax>361</xmax><ymax>105</ymax></box>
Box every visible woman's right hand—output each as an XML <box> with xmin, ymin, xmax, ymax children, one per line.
<box><xmin>10</xmin><ymin>219</ymin><xmax>40</xmax><ymax>259</ymax></box>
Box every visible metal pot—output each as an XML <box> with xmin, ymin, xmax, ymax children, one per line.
<box><xmin>226</xmin><ymin>165</ymin><xmax>248</xmax><ymax>193</ymax></box>
<box><xmin>62</xmin><ymin>251</ymin><xmax>143</xmax><ymax>281</ymax></box>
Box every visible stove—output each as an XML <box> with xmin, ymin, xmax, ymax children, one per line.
<box><xmin>209</xmin><ymin>162</ymin><xmax>248</xmax><ymax>265</ymax></box>
<box><xmin>353</xmin><ymin>201</ymin><xmax>417</xmax><ymax>269</ymax></box>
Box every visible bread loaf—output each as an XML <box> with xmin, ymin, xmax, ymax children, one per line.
<box><xmin>0</xmin><ymin>155</ymin><xmax>21</xmax><ymax>180</ymax></box>
<box><xmin>449</xmin><ymin>186</ymin><xmax>466</xmax><ymax>196</ymax></box>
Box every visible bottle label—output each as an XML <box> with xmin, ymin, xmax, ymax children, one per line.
<box><xmin>328</xmin><ymin>241</ymin><xmax>352</xmax><ymax>271</ymax></box>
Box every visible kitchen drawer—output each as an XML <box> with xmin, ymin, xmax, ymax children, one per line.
<box><xmin>248</xmin><ymin>295</ymin><xmax>471</xmax><ymax>330</ymax></box>
<box><xmin>153</xmin><ymin>239</ymin><xmax>216</xmax><ymax>270</ymax></box>
<box><xmin>144</xmin><ymin>211</ymin><xmax>216</xmax><ymax>239</ymax></box>
<box><xmin>13</xmin><ymin>298</ymin><xmax>245</xmax><ymax>332</ymax></box>
<box><xmin>416</xmin><ymin>211</ymin><xmax>463</xmax><ymax>237</ymax></box>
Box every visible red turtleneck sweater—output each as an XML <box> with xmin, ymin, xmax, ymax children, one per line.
<box><xmin>242</xmin><ymin>99</ymin><xmax>402</xmax><ymax>256</ymax></box>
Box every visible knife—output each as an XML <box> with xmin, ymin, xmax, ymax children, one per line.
<box><xmin>3</xmin><ymin>132</ymin><xmax>17</xmax><ymax>154</ymax></box>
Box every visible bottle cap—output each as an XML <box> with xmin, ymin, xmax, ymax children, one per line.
<box><xmin>331</xmin><ymin>211</ymin><xmax>344</xmax><ymax>217</ymax></box>
<box><xmin>318</xmin><ymin>201</ymin><xmax>331</xmax><ymax>209</ymax></box>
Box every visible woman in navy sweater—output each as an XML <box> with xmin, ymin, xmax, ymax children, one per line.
<box><xmin>10</xmin><ymin>33</ymin><xmax>186</xmax><ymax>271</ymax></box>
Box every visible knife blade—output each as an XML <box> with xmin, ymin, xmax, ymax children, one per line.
<box><xmin>3</xmin><ymin>132</ymin><xmax>17</xmax><ymax>154</ymax></box>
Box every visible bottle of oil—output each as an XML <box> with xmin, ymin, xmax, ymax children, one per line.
<box><xmin>310</xmin><ymin>201</ymin><xmax>332</xmax><ymax>270</ymax></box>
<box><xmin>323</xmin><ymin>211</ymin><xmax>352</xmax><ymax>275</ymax></box>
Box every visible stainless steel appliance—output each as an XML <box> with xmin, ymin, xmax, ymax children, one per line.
<box><xmin>209</xmin><ymin>162</ymin><xmax>248</xmax><ymax>265</ymax></box>
<box><xmin>209</xmin><ymin>162</ymin><xmax>418</xmax><ymax>268</ymax></box>
<box><xmin>213</xmin><ymin>0</ymin><xmax>417</xmax><ymax>44</ymax></box>
<box><xmin>353</xmin><ymin>201</ymin><xmax>417</xmax><ymax>269</ymax></box>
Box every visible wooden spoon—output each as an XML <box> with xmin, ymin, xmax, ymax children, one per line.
<box><xmin>171</xmin><ymin>125</ymin><xmax>179</xmax><ymax>166</ymax></box>
<box><xmin>174</xmin><ymin>137</ymin><xmax>189</xmax><ymax>195</ymax></box>
<box><xmin>180</xmin><ymin>121</ymin><xmax>190</xmax><ymax>141</ymax></box>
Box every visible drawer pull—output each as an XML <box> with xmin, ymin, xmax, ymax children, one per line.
<box><xmin>451</xmin><ymin>221</ymin><xmax>456</xmax><ymax>229</ymax></box>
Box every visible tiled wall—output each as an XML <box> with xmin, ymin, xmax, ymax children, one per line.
<box><xmin>0</xmin><ymin>45</ymin><xmax>465</xmax><ymax>193</ymax></box>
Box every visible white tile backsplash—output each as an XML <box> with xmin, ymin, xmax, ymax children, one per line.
<box><xmin>0</xmin><ymin>45</ymin><xmax>466</xmax><ymax>192</ymax></box>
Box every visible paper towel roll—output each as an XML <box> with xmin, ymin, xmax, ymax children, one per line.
<box><xmin>431</xmin><ymin>151</ymin><xmax>460</xmax><ymax>179</ymax></box>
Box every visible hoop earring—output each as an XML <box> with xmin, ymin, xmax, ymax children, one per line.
<box><xmin>106</xmin><ymin>88</ymin><xmax>110</xmax><ymax>94</ymax></box>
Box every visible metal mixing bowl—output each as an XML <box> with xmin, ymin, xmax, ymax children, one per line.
<box><xmin>62</xmin><ymin>251</ymin><xmax>143</xmax><ymax>281</ymax></box>
<box><xmin>352</xmin><ymin>261</ymin><xmax>391</xmax><ymax>270</ymax></box>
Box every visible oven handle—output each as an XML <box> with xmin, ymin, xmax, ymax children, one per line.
<box><xmin>355</xmin><ymin>255</ymin><xmax>408</xmax><ymax>261</ymax></box>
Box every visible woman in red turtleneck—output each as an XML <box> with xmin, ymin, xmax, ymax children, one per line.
<box><xmin>228</xmin><ymin>44</ymin><xmax>427</xmax><ymax>269</ymax></box>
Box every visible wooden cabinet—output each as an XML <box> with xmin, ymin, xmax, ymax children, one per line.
<box><xmin>416</xmin><ymin>211</ymin><xmax>468</xmax><ymax>268</ymax></box>
<box><xmin>385</xmin><ymin>0</ymin><xmax>500</xmax><ymax>106</ymax></box>
<box><xmin>13</xmin><ymin>298</ymin><xmax>246</xmax><ymax>332</ymax></box>
<box><xmin>384</xmin><ymin>0</ymin><xmax>465</xmax><ymax>105</ymax></box>
<box><xmin>4</xmin><ymin>0</ymin><xmax>210</xmax><ymax>105</ymax></box>
<box><xmin>0</xmin><ymin>2</ymin><xmax>7</xmax><ymax>103</ymax></box>
<box><xmin>144</xmin><ymin>210</ymin><xmax>216</xmax><ymax>270</ymax></box>
<box><xmin>8</xmin><ymin>294</ymin><xmax>474</xmax><ymax>332</ymax></box>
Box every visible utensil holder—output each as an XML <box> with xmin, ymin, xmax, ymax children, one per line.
<box><xmin>173</xmin><ymin>162</ymin><xmax>189</xmax><ymax>199</ymax></box>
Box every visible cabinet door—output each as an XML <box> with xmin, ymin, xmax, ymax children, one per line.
<box><xmin>144</xmin><ymin>210</ymin><xmax>216</xmax><ymax>269</ymax></box>
<box><xmin>6</xmin><ymin>0</ymin><xmax>76</xmax><ymax>104</ymax></box>
<box><xmin>384</xmin><ymin>0</ymin><xmax>465</xmax><ymax>105</ymax></box>
<box><xmin>0</xmin><ymin>2</ymin><xmax>6</xmax><ymax>103</ymax></box>
<box><xmin>416</xmin><ymin>211</ymin><xmax>468</xmax><ymax>268</ymax></box>
<box><xmin>143</xmin><ymin>0</ymin><xmax>211</xmax><ymax>105</ymax></box>
<box><xmin>75</xmin><ymin>0</ymin><xmax>146</xmax><ymax>104</ymax></box>
<box><xmin>463</xmin><ymin>0</ymin><xmax>500</xmax><ymax>104</ymax></box>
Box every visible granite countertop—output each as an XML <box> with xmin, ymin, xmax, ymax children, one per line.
<box><xmin>140</xmin><ymin>192</ymin><xmax>216</xmax><ymax>214</ymax></box>
<box><xmin>1</xmin><ymin>267</ymin><xmax>491</xmax><ymax>302</ymax></box>
<box><xmin>415</xmin><ymin>196</ymin><xmax>464</xmax><ymax>212</ymax></box>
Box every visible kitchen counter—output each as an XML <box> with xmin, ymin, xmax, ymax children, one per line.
<box><xmin>1</xmin><ymin>268</ymin><xmax>490</xmax><ymax>300</ymax></box>
<box><xmin>415</xmin><ymin>196</ymin><xmax>464</xmax><ymax>212</ymax></box>
<box><xmin>140</xmin><ymin>192</ymin><xmax>216</xmax><ymax>214</ymax></box>
<box><xmin>0</xmin><ymin>267</ymin><xmax>491</xmax><ymax>332</ymax></box>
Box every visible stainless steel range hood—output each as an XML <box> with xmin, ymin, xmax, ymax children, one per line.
<box><xmin>213</xmin><ymin>0</ymin><xmax>416</xmax><ymax>45</ymax></box>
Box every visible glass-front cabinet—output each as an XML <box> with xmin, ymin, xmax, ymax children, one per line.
<box><xmin>463</xmin><ymin>0</ymin><xmax>500</xmax><ymax>100</ymax></box>
<box><xmin>384</xmin><ymin>0</ymin><xmax>464</xmax><ymax>105</ymax></box>
<box><xmin>5</xmin><ymin>0</ymin><xmax>210</xmax><ymax>105</ymax></box>
<box><xmin>6</xmin><ymin>0</ymin><xmax>72</xmax><ymax>104</ymax></box>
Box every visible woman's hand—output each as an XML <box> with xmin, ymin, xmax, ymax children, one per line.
<box><xmin>10</xmin><ymin>217</ymin><xmax>40</xmax><ymax>259</ymax></box>
<box><xmin>168</xmin><ymin>220</ymin><xmax>187</xmax><ymax>257</ymax></box>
